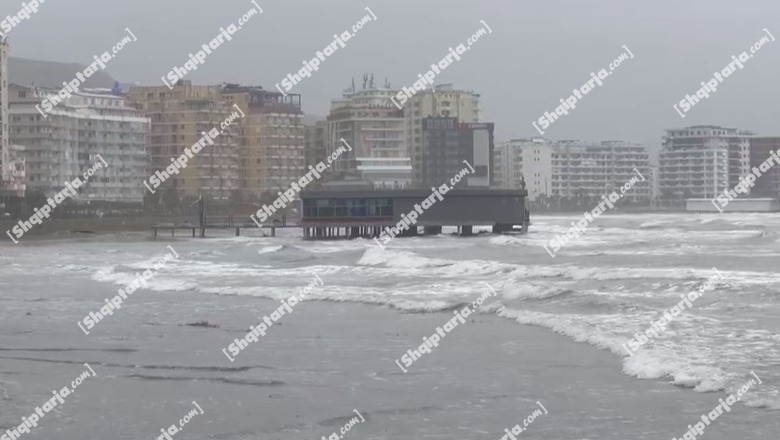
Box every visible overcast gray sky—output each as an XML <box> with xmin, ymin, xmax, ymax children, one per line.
<box><xmin>6</xmin><ymin>0</ymin><xmax>780</xmax><ymax>153</ymax></box>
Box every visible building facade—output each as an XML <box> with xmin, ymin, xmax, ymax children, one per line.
<box><xmin>304</xmin><ymin>120</ymin><xmax>328</xmax><ymax>167</ymax></box>
<box><xmin>495</xmin><ymin>138</ymin><xmax>652</xmax><ymax>204</ymax></box>
<box><xmin>222</xmin><ymin>84</ymin><xmax>304</xmax><ymax>197</ymax></box>
<box><xmin>128</xmin><ymin>81</ymin><xmax>240</xmax><ymax>202</ymax></box>
<box><xmin>5</xmin><ymin>144</ymin><xmax>26</xmax><ymax>197</ymax></box>
<box><xmin>0</xmin><ymin>36</ymin><xmax>9</xmax><ymax>184</ymax></box>
<box><xmin>748</xmin><ymin>137</ymin><xmax>780</xmax><ymax>199</ymax></box>
<box><xmin>494</xmin><ymin>138</ymin><xmax>551</xmax><ymax>199</ymax></box>
<box><xmin>405</xmin><ymin>85</ymin><xmax>479</xmax><ymax>185</ymax></box>
<box><xmin>326</xmin><ymin>76</ymin><xmax>408</xmax><ymax>187</ymax></box>
<box><xmin>418</xmin><ymin>117</ymin><xmax>494</xmax><ymax>188</ymax></box>
<box><xmin>552</xmin><ymin>140</ymin><xmax>652</xmax><ymax>204</ymax></box>
<box><xmin>659</xmin><ymin>126</ymin><xmax>752</xmax><ymax>203</ymax></box>
<box><xmin>9</xmin><ymin>84</ymin><xmax>149</xmax><ymax>204</ymax></box>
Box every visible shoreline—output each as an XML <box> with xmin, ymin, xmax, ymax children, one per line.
<box><xmin>0</xmin><ymin>208</ymin><xmax>704</xmax><ymax>243</ymax></box>
<box><xmin>3</xmin><ymin>273</ymin><xmax>776</xmax><ymax>439</ymax></box>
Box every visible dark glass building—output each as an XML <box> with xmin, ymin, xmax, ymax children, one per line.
<box><xmin>415</xmin><ymin>117</ymin><xmax>494</xmax><ymax>189</ymax></box>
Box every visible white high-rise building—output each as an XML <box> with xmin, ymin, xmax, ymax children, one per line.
<box><xmin>552</xmin><ymin>140</ymin><xmax>652</xmax><ymax>204</ymax></box>
<box><xmin>327</xmin><ymin>75</ymin><xmax>409</xmax><ymax>188</ymax></box>
<box><xmin>9</xmin><ymin>84</ymin><xmax>150</xmax><ymax>204</ymax></box>
<box><xmin>494</xmin><ymin>138</ymin><xmax>551</xmax><ymax>199</ymax></box>
<box><xmin>494</xmin><ymin>138</ymin><xmax>653</xmax><ymax>204</ymax></box>
<box><xmin>659</xmin><ymin>125</ymin><xmax>752</xmax><ymax>203</ymax></box>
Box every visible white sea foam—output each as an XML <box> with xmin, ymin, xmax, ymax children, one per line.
<box><xmin>55</xmin><ymin>212</ymin><xmax>780</xmax><ymax>410</ymax></box>
<box><xmin>257</xmin><ymin>245</ymin><xmax>284</xmax><ymax>255</ymax></box>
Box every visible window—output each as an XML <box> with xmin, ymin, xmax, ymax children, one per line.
<box><xmin>303</xmin><ymin>198</ymin><xmax>393</xmax><ymax>218</ymax></box>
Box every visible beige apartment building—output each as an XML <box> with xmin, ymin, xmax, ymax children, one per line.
<box><xmin>222</xmin><ymin>84</ymin><xmax>304</xmax><ymax>196</ymax></box>
<box><xmin>129</xmin><ymin>81</ymin><xmax>304</xmax><ymax>202</ymax></box>
<box><xmin>128</xmin><ymin>81</ymin><xmax>239</xmax><ymax>202</ymax></box>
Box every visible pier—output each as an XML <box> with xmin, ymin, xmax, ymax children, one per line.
<box><xmin>299</xmin><ymin>188</ymin><xmax>529</xmax><ymax>240</ymax></box>
<box><xmin>151</xmin><ymin>215</ymin><xmax>286</xmax><ymax>239</ymax></box>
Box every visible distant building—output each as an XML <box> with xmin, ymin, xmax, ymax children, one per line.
<box><xmin>494</xmin><ymin>138</ymin><xmax>651</xmax><ymax>204</ymax></box>
<box><xmin>221</xmin><ymin>84</ymin><xmax>304</xmax><ymax>196</ymax></box>
<box><xmin>304</xmin><ymin>119</ymin><xmax>329</xmax><ymax>183</ymax></box>
<box><xmin>404</xmin><ymin>84</ymin><xmax>480</xmax><ymax>184</ymax></box>
<box><xmin>552</xmin><ymin>140</ymin><xmax>652</xmax><ymax>204</ymax></box>
<box><xmin>356</xmin><ymin>157</ymin><xmax>412</xmax><ymax>189</ymax></box>
<box><xmin>659</xmin><ymin>126</ymin><xmax>752</xmax><ymax>203</ymax></box>
<box><xmin>326</xmin><ymin>75</ymin><xmax>408</xmax><ymax>188</ymax></box>
<box><xmin>0</xmin><ymin>36</ymin><xmax>8</xmax><ymax>185</ymax></box>
<box><xmin>9</xmin><ymin>84</ymin><xmax>149</xmax><ymax>204</ymax></box>
<box><xmin>494</xmin><ymin>138</ymin><xmax>551</xmax><ymax>199</ymax></box>
<box><xmin>748</xmin><ymin>137</ymin><xmax>780</xmax><ymax>199</ymax></box>
<box><xmin>687</xmin><ymin>198</ymin><xmax>779</xmax><ymax>212</ymax></box>
<box><xmin>128</xmin><ymin>81</ymin><xmax>240</xmax><ymax>201</ymax></box>
<box><xmin>5</xmin><ymin>144</ymin><xmax>26</xmax><ymax>197</ymax></box>
<box><xmin>418</xmin><ymin>117</ymin><xmax>494</xmax><ymax>188</ymax></box>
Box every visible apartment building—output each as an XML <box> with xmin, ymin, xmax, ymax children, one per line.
<box><xmin>222</xmin><ymin>84</ymin><xmax>304</xmax><ymax>196</ymax></box>
<box><xmin>326</xmin><ymin>75</ymin><xmax>408</xmax><ymax>187</ymax></box>
<box><xmin>128</xmin><ymin>81</ymin><xmax>240</xmax><ymax>201</ymax></box>
<box><xmin>659</xmin><ymin>125</ymin><xmax>752</xmax><ymax>203</ymax></box>
<box><xmin>5</xmin><ymin>144</ymin><xmax>26</xmax><ymax>196</ymax></box>
<box><xmin>0</xmin><ymin>36</ymin><xmax>9</xmax><ymax>184</ymax></box>
<box><xmin>494</xmin><ymin>139</ymin><xmax>651</xmax><ymax>203</ymax></box>
<box><xmin>9</xmin><ymin>84</ymin><xmax>149</xmax><ymax>204</ymax></box>
<box><xmin>748</xmin><ymin>137</ymin><xmax>780</xmax><ymax>199</ymax></box>
<box><xmin>304</xmin><ymin>119</ymin><xmax>328</xmax><ymax>169</ymax></box>
<box><xmin>494</xmin><ymin>138</ymin><xmax>551</xmax><ymax>199</ymax></box>
<box><xmin>418</xmin><ymin>117</ymin><xmax>494</xmax><ymax>188</ymax></box>
<box><xmin>405</xmin><ymin>84</ymin><xmax>479</xmax><ymax>185</ymax></box>
<box><xmin>552</xmin><ymin>140</ymin><xmax>652</xmax><ymax>204</ymax></box>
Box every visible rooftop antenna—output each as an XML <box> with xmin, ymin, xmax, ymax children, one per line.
<box><xmin>362</xmin><ymin>74</ymin><xmax>368</xmax><ymax>90</ymax></box>
<box><xmin>351</xmin><ymin>77</ymin><xmax>355</xmax><ymax>92</ymax></box>
<box><xmin>370</xmin><ymin>74</ymin><xmax>374</xmax><ymax>89</ymax></box>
